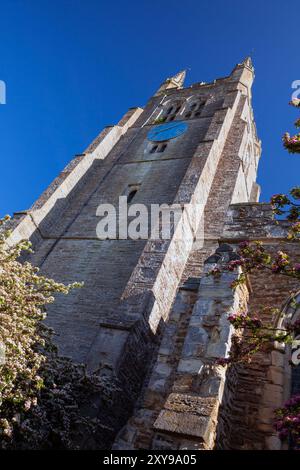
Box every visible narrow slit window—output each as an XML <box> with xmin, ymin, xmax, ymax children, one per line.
<box><xmin>150</xmin><ymin>145</ymin><xmax>158</xmax><ymax>153</ymax></box>
<box><xmin>158</xmin><ymin>143</ymin><xmax>167</xmax><ymax>153</ymax></box>
<box><xmin>124</xmin><ymin>184</ymin><xmax>141</xmax><ymax>203</ymax></box>
<box><xmin>127</xmin><ymin>189</ymin><xmax>138</xmax><ymax>204</ymax></box>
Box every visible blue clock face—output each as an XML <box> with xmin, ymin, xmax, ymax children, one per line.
<box><xmin>147</xmin><ymin>121</ymin><xmax>188</xmax><ymax>142</ymax></box>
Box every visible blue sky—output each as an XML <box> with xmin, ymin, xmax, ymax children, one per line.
<box><xmin>0</xmin><ymin>0</ymin><xmax>299</xmax><ymax>217</ymax></box>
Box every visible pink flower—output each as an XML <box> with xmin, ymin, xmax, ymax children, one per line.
<box><xmin>279</xmin><ymin>429</ymin><xmax>289</xmax><ymax>439</ymax></box>
<box><xmin>239</xmin><ymin>241</ymin><xmax>249</xmax><ymax>249</ymax></box>
<box><xmin>275</xmin><ymin>420</ymin><xmax>284</xmax><ymax>431</ymax></box>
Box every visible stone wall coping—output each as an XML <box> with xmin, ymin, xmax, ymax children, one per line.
<box><xmin>222</xmin><ymin>202</ymin><xmax>293</xmax><ymax>241</ymax></box>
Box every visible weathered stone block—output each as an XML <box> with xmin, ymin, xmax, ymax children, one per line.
<box><xmin>164</xmin><ymin>393</ymin><xmax>218</xmax><ymax>416</ymax></box>
<box><xmin>267</xmin><ymin>366</ymin><xmax>284</xmax><ymax>386</ymax></box>
<box><xmin>177</xmin><ymin>358</ymin><xmax>204</xmax><ymax>374</ymax></box>
<box><xmin>262</xmin><ymin>383</ymin><xmax>283</xmax><ymax>407</ymax></box>
<box><xmin>181</xmin><ymin>327</ymin><xmax>209</xmax><ymax>357</ymax></box>
<box><xmin>271</xmin><ymin>350</ymin><xmax>285</xmax><ymax>368</ymax></box>
<box><xmin>265</xmin><ymin>435</ymin><xmax>282</xmax><ymax>450</ymax></box>
<box><xmin>153</xmin><ymin>410</ymin><xmax>213</xmax><ymax>441</ymax></box>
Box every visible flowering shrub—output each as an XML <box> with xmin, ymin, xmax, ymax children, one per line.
<box><xmin>207</xmin><ymin>267</ymin><xmax>222</xmax><ymax>277</ymax></box>
<box><xmin>0</xmin><ymin>216</ymin><xmax>119</xmax><ymax>449</ymax></box>
<box><xmin>275</xmin><ymin>395</ymin><xmax>300</xmax><ymax>448</ymax></box>
<box><xmin>227</xmin><ymin>312</ymin><xmax>262</xmax><ymax>329</ymax></box>
<box><xmin>215</xmin><ymin>213</ymin><xmax>300</xmax><ymax>365</ymax></box>
<box><xmin>222</xmin><ymin>306</ymin><xmax>297</xmax><ymax>365</ymax></box>
<box><xmin>290</xmin><ymin>99</ymin><xmax>300</xmax><ymax>108</ymax></box>
<box><xmin>283</xmin><ymin>132</ymin><xmax>300</xmax><ymax>153</ymax></box>
<box><xmin>283</xmin><ymin>100</ymin><xmax>300</xmax><ymax>153</ymax></box>
<box><xmin>271</xmin><ymin>187</ymin><xmax>300</xmax><ymax>222</ymax></box>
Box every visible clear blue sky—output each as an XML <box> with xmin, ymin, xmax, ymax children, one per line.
<box><xmin>1</xmin><ymin>0</ymin><xmax>299</xmax><ymax>217</ymax></box>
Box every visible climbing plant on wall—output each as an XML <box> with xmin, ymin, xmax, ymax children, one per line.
<box><xmin>210</xmin><ymin>191</ymin><xmax>300</xmax><ymax>365</ymax></box>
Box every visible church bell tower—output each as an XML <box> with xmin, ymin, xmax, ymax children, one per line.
<box><xmin>8</xmin><ymin>59</ymin><xmax>262</xmax><ymax>449</ymax></box>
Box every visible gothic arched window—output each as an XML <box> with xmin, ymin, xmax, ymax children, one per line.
<box><xmin>149</xmin><ymin>143</ymin><xmax>167</xmax><ymax>154</ymax></box>
<box><xmin>184</xmin><ymin>98</ymin><xmax>206</xmax><ymax>119</ymax></box>
<box><xmin>150</xmin><ymin>145</ymin><xmax>158</xmax><ymax>154</ymax></box>
<box><xmin>125</xmin><ymin>184</ymin><xmax>141</xmax><ymax>203</ymax></box>
<box><xmin>127</xmin><ymin>189</ymin><xmax>138</xmax><ymax>204</ymax></box>
<box><xmin>162</xmin><ymin>100</ymin><xmax>184</xmax><ymax>122</ymax></box>
<box><xmin>158</xmin><ymin>143</ymin><xmax>167</xmax><ymax>153</ymax></box>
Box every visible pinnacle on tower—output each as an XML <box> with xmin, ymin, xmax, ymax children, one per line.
<box><xmin>168</xmin><ymin>70</ymin><xmax>186</xmax><ymax>87</ymax></box>
<box><xmin>154</xmin><ymin>70</ymin><xmax>186</xmax><ymax>96</ymax></box>
<box><xmin>231</xmin><ymin>56</ymin><xmax>254</xmax><ymax>73</ymax></box>
<box><xmin>239</xmin><ymin>56</ymin><xmax>254</xmax><ymax>70</ymax></box>
<box><xmin>230</xmin><ymin>56</ymin><xmax>255</xmax><ymax>91</ymax></box>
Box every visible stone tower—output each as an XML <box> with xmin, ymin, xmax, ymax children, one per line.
<box><xmin>10</xmin><ymin>58</ymin><xmax>282</xmax><ymax>449</ymax></box>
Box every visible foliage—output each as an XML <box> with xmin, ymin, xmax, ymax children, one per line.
<box><xmin>275</xmin><ymin>395</ymin><xmax>300</xmax><ymax>448</ymax></box>
<box><xmin>154</xmin><ymin>116</ymin><xmax>166</xmax><ymax>124</ymax></box>
<box><xmin>283</xmin><ymin>100</ymin><xmax>300</xmax><ymax>153</ymax></box>
<box><xmin>0</xmin><ymin>216</ymin><xmax>119</xmax><ymax>449</ymax></box>
<box><xmin>212</xmin><ymin>188</ymin><xmax>300</xmax><ymax>362</ymax></box>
